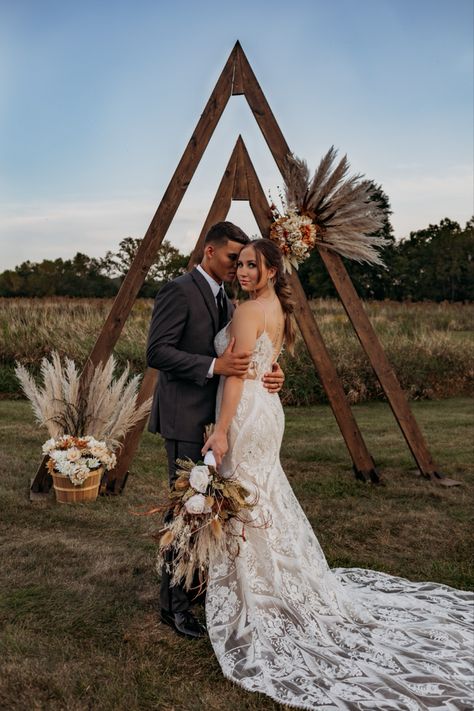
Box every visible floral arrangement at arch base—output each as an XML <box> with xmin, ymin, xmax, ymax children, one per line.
<box><xmin>43</xmin><ymin>435</ymin><xmax>116</xmax><ymax>486</ymax></box>
<box><xmin>15</xmin><ymin>352</ymin><xmax>152</xmax><ymax>501</ymax></box>
<box><xmin>269</xmin><ymin>146</ymin><xmax>388</xmax><ymax>273</ymax></box>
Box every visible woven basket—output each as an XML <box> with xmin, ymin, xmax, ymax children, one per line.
<box><xmin>52</xmin><ymin>467</ymin><xmax>103</xmax><ymax>504</ymax></box>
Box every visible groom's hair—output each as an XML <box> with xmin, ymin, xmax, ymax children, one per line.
<box><xmin>204</xmin><ymin>221</ymin><xmax>250</xmax><ymax>247</ymax></box>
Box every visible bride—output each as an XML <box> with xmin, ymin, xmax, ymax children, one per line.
<box><xmin>202</xmin><ymin>238</ymin><xmax>473</xmax><ymax>710</ymax></box>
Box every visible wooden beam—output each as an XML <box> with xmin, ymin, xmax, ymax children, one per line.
<box><xmin>317</xmin><ymin>249</ymin><xmax>460</xmax><ymax>485</ymax></box>
<box><xmin>101</xmin><ymin>366</ymin><xmax>158</xmax><ymax>494</ymax></box>
<box><xmin>86</xmin><ymin>45</ymin><xmax>237</xmax><ymax>369</ymax></box>
<box><xmin>232</xmin><ymin>136</ymin><xmax>249</xmax><ymax>200</ymax></box>
<box><xmin>31</xmin><ymin>44</ymin><xmax>239</xmax><ymax>494</ymax></box>
<box><xmin>231</xmin><ymin>42</ymin><xmax>244</xmax><ymax>96</ymax></box>
<box><xmin>236</xmin><ymin>43</ymin><xmax>447</xmax><ymax>482</ymax></box>
<box><xmin>239</xmin><ymin>139</ymin><xmax>379</xmax><ymax>480</ymax></box>
<box><xmin>109</xmin><ymin>139</ymin><xmax>243</xmax><ymax>493</ymax></box>
<box><xmin>236</xmin><ymin>44</ymin><xmax>289</xmax><ymax>175</ymax></box>
<box><xmin>189</xmin><ymin>138</ymin><xmax>240</xmax><ymax>267</ymax></box>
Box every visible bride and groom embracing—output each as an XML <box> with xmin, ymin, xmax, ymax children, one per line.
<box><xmin>146</xmin><ymin>221</ymin><xmax>285</xmax><ymax>636</ymax></box>
<box><xmin>146</xmin><ymin>222</ymin><xmax>472</xmax><ymax>710</ymax></box>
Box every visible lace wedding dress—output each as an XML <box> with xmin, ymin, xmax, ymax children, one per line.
<box><xmin>206</xmin><ymin>325</ymin><xmax>473</xmax><ymax>710</ymax></box>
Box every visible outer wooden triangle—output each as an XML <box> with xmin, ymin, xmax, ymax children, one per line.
<box><xmin>31</xmin><ymin>43</ymin><xmax>455</xmax><ymax>496</ymax></box>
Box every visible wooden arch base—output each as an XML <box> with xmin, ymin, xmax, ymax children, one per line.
<box><xmin>31</xmin><ymin>42</ymin><xmax>458</xmax><ymax>497</ymax></box>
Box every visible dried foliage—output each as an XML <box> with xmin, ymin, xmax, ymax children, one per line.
<box><xmin>3</xmin><ymin>298</ymin><xmax>473</xmax><ymax>406</ymax></box>
<box><xmin>15</xmin><ymin>352</ymin><xmax>152</xmax><ymax>449</ymax></box>
<box><xmin>151</xmin><ymin>457</ymin><xmax>267</xmax><ymax>592</ymax></box>
<box><xmin>281</xmin><ymin>147</ymin><xmax>388</xmax><ymax>266</ymax></box>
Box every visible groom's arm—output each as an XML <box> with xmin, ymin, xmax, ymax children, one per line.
<box><xmin>146</xmin><ymin>280</ymin><xmax>213</xmax><ymax>387</ymax></box>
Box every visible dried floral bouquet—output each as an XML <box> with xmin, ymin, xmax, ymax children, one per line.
<box><xmin>269</xmin><ymin>146</ymin><xmax>388</xmax><ymax>272</ymax></box>
<box><xmin>154</xmin><ymin>457</ymin><xmax>267</xmax><ymax>591</ymax></box>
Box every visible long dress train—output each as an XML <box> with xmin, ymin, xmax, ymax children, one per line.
<box><xmin>205</xmin><ymin>325</ymin><xmax>473</xmax><ymax>710</ymax></box>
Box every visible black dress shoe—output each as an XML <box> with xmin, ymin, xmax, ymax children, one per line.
<box><xmin>160</xmin><ymin>609</ymin><xmax>207</xmax><ymax>639</ymax></box>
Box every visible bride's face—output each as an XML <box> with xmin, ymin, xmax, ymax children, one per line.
<box><xmin>237</xmin><ymin>246</ymin><xmax>274</xmax><ymax>293</ymax></box>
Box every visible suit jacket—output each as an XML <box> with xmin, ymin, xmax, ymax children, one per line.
<box><xmin>146</xmin><ymin>267</ymin><xmax>234</xmax><ymax>443</ymax></box>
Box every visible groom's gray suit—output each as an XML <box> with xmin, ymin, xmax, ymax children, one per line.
<box><xmin>146</xmin><ymin>266</ymin><xmax>233</xmax><ymax>613</ymax></box>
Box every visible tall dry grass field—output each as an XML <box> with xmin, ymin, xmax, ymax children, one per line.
<box><xmin>1</xmin><ymin>297</ymin><xmax>473</xmax><ymax>404</ymax></box>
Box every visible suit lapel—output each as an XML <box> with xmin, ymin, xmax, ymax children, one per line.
<box><xmin>190</xmin><ymin>267</ymin><xmax>219</xmax><ymax>332</ymax></box>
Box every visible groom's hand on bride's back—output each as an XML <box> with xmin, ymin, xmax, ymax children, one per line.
<box><xmin>214</xmin><ymin>337</ymin><xmax>252</xmax><ymax>377</ymax></box>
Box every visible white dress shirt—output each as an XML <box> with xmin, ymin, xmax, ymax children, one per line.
<box><xmin>196</xmin><ymin>265</ymin><xmax>224</xmax><ymax>378</ymax></box>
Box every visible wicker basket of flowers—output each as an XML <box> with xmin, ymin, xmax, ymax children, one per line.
<box><xmin>15</xmin><ymin>353</ymin><xmax>152</xmax><ymax>503</ymax></box>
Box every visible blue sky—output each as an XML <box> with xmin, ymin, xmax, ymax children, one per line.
<box><xmin>0</xmin><ymin>0</ymin><xmax>472</xmax><ymax>269</ymax></box>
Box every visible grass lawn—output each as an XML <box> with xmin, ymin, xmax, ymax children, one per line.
<box><xmin>0</xmin><ymin>398</ymin><xmax>473</xmax><ymax>710</ymax></box>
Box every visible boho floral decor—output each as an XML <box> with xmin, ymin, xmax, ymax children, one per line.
<box><xmin>43</xmin><ymin>435</ymin><xmax>116</xmax><ymax>484</ymax></box>
<box><xmin>269</xmin><ymin>206</ymin><xmax>318</xmax><ymax>273</ymax></box>
<box><xmin>269</xmin><ymin>146</ymin><xmax>388</xmax><ymax>272</ymax></box>
<box><xmin>15</xmin><ymin>352</ymin><xmax>152</xmax><ymax>501</ymax></box>
<box><xmin>152</xmin><ymin>456</ymin><xmax>269</xmax><ymax>592</ymax></box>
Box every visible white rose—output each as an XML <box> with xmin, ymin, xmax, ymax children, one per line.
<box><xmin>51</xmin><ymin>449</ymin><xmax>67</xmax><ymax>461</ymax></box>
<box><xmin>189</xmin><ymin>465</ymin><xmax>210</xmax><ymax>493</ymax></box>
<box><xmin>98</xmin><ymin>452</ymin><xmax>116</xmax><ymax>470</ymax></box>
<box><xmin>184</xmin><ymin>493</ymin><xmax>211</xmax><ymax>515</ymax></box>
<box><xmin>69</xmin><ymin>468</ymin><xmax>89</xmax><ymax>486</ymax></box>
<box><xmin>90</xmin><ymin>445</ymin><xmax>108</xmax><ymax>459</ymax></box>
<box><xmin>66</xmin><ymin>447</ymin><xmax>82</xmax><ymax>462</ymax></box>
<box><xmin>55</xmin><ymin>460</ymin><xmax>75</xmax><ymax>477</ymax></box>
<box><xmin>42</xmin><ymin>438</ymin><xmax>57</xmax><ymax>454</ymax></box>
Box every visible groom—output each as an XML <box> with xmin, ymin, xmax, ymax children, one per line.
<box><xmin>146</xmin><ymin>221</ymin><xmax>284</xmax><ymax>639</ymax></box>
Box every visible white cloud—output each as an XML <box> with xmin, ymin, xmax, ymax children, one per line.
<box><xmin>0</xmin><ymin>195</ymin><xmax>216</xmax><ymax>269</ymax></box>
<box><xmin>385</xmin><ymin>165</ymin><xmax>473</xmax><ymax>238</ymax></box>
<box><xmin>1</xmin><ymin>161</ymin><xmax>472</xmax><ymax>270</ymax></box>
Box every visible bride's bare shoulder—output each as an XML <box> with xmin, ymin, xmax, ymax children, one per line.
<box><xmin>232</xmin><ymin>300</ymin><xmax>264</xmax><ymax>332</ymax></box>
<box><xmin>234</xmin><ymin>300</ymin><xmax>263</xmax><ymax>319</ymax></box>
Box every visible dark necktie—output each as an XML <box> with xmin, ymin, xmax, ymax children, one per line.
<box><xmin>216</xmin><ymin>287</ymin><xmax>227</xmax><ymax>330</ymax></box>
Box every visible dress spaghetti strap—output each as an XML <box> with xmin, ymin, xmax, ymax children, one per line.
<box><xmin>253</xmin><ymin>299</ymin><xmax>283</xmax><ymax>364</ymax></box>
<box><xmin>252</xmin><ymin>298</ymin><xmax>267</xmax><ymax>333</ymax></box>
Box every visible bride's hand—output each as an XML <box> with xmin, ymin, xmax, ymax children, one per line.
<box><xmin>202</xmin><ymin>429</ymin><xmax>228</xmax><ymax>468</ymax></box>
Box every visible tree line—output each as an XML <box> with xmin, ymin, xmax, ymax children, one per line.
<box><xmin>0</xmin><ymin>239</ymin><xmax>188</xmax><ymax>299</ymax></box>
<box><xmin>1</xmin><ymin>215</ymin><xmax>472</xmax><ymax>302</ymax></box>
<box><xmin>300</xmin><ymin>217</ymin><xmax>473</xmax><ymax>302</ymax></box>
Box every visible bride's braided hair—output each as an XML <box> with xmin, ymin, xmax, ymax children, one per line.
<box><xmin>252</xmin><ymin>238</ymin><xmax>296</xmax><ymax>354</ymax></box>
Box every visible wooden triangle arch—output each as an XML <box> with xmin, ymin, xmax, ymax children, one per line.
<box><xmin>31</xmin><ymin>41</ymin><xmax>459</xmax><ymax>497</ymax></box>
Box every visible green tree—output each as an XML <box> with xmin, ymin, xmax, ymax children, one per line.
<box><xmin>391</xmin><ymin>218</ymin><xmax>474</xmax><ymax>301</ymax></box>
<box><xmin>100</xmin><ymin>237</ymin><xmax>188</xmax><ymax>297</ymax></box>
<box><xmin>0</xmin><ymin>255</ymin><xmax>117</xmax><ymax>297</ymax></box>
